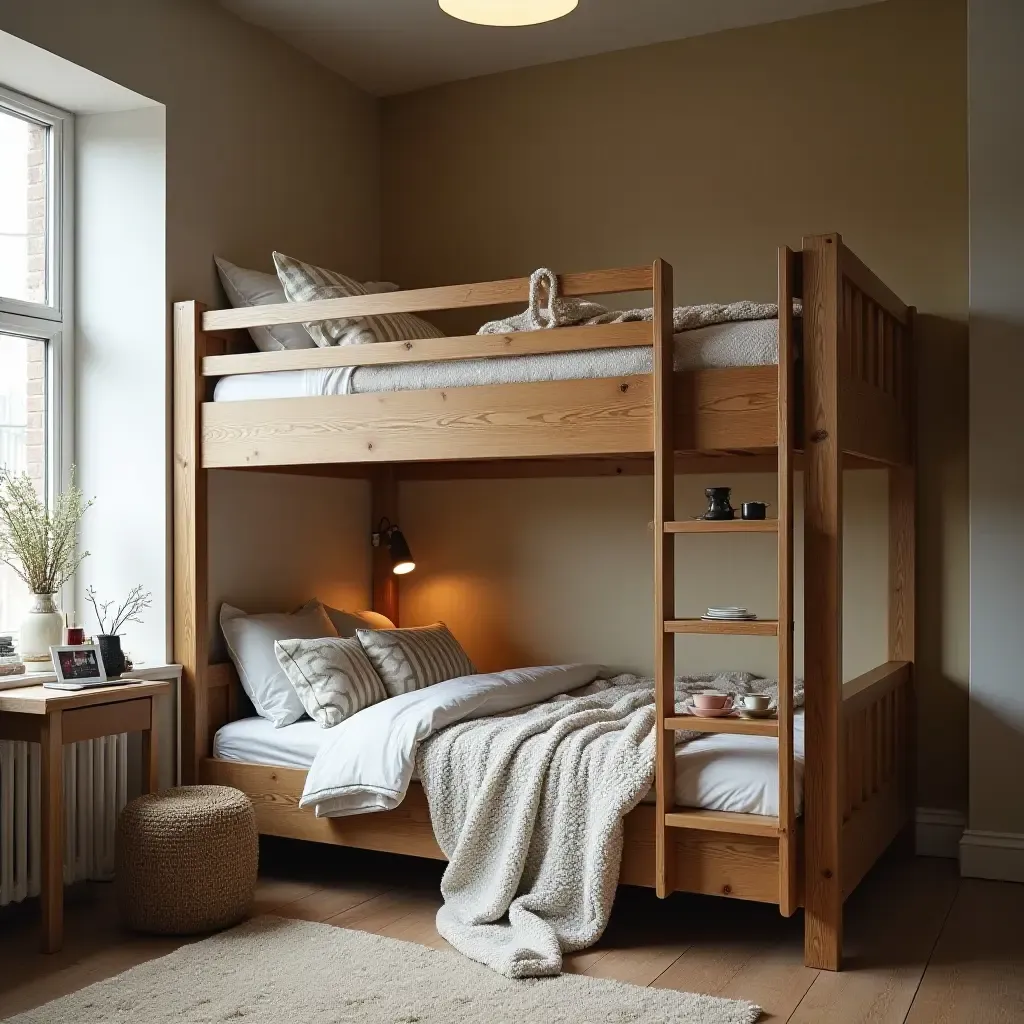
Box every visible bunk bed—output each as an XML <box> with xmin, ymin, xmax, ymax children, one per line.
<box><xmin>173</xmin><ymin>233</ymin><xmax>916</xmax><ymax>972</ymax></box>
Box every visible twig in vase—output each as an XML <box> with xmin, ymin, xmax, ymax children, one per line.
<box><xmin>86</xmin><ymin>584</ymin><xmax>153</xmax><ymax>636</ymax></box>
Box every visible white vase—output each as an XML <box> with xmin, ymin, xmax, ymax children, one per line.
<box><xmin>21</xmin><ymin>593</ymin><xmax>64</xmax><ymax>674</ymax></box>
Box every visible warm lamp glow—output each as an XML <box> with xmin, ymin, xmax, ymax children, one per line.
<box><xmin>439</xmin><ymin>0</ymin><xmax>579</xmax><ymax>27</ymax></box>
<box><xmin>384</xmin><ymin>524</ymin><xmax>415</xmax><ymax>575</ymax></box>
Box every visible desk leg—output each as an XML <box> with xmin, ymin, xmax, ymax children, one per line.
<box><xmin>39</xmin><ymin>710</ymin><xmax>63</xmax><ymax>954</ymax></box>
<box><xmin>141</xmin><ymin>697</ymin><xmax>160</xmax><ymax>794</ymax></box>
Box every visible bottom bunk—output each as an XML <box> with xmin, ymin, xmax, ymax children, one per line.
<box><xmin>211</xmin><ymin>710</ymin><xmax>806</xmax><ymax>818</ymax></box>
<box><xmin>201</xmin><ymin>760</ymin><xmax>797</xmax><ymax>907</ymax></box>
<box><xmin>192</xmin><ymin>656</ymin><xmax>912</xmax><ymax>967</ymax></box>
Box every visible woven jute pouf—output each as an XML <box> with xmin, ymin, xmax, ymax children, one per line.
<box><xmin>116</xmin><ymin>785</ymin><xmax>258</xmax><ymax>935</ymax></box>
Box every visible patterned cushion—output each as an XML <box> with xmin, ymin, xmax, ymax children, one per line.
<box><xmin>273</xmin><ymin>252</ymin><xmax>445</xmax><ymax>348</ymax></box>
<box><xmin>356</xmin><ymin>623</ymin><xmax>476</xmax><ymax>698</ymax></box>
<box><xmin>275</xmin><ymin>636</ymin><xmax>388</xmax><ymax>728</ymax></box>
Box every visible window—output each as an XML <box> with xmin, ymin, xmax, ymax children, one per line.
<box><xmin>0</xmin><ymin>85</ymin><xmax>72</xmax><ymax>636</ymax></box>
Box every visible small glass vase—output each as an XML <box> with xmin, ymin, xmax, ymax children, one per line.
<box><xmin>21</xmin><ymin>593</ymin><xmax>64</xmax><ymax>674</ymax></box>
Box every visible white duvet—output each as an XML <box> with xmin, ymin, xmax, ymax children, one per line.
<box><xmin>300</xmin><ymin>664</ymin><xmax>600</xmax><ymax>817</ymax></box>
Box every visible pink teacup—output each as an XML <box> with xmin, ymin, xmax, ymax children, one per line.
<box><xmin>692</xmin><ymin>691</ymin><xmax>732</xmax><ymax>711</ymax></box>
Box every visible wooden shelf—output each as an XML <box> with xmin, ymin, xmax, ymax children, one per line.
<box><xmin>663</xmin><ymin>519</ymin><xmax>778</xmax><ymax>534</ymax></box>
<box><xmin>665</xmin><ymin>618</ymin><xmax>779</xmax><ymax>636</ymax></box>
<box><xmin>665</xmin><ymin>715</ymin><xmax>779</xmax><ymax>737</ymax></box>
<box><xmin>664</xmin><ymin>809</ymin><xmax>781</xmax><ymax>838</ymax></box>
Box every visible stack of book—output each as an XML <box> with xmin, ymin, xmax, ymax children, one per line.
<box><xmin>0</xmin><ymin>635</ymin><xmax>24</xmax><ymax>677</ymax></box>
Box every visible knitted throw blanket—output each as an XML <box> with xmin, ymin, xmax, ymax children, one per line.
<box><xmin>416</xmin><ymin>671</ymin><xmax>803</xmax><ymax>978</ymax></box>
<box><xmin>479</xmin><ymin>267</ymin><xmax>782</xmax><ymax>336</ymax></box>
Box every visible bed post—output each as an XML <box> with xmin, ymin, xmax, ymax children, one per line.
<box><xmin>173</xmin><ymin>301</ymin><xmax>211</xmax><ymax>785</ymax></box>
<box><xmin>777</xmin><ymin>247</ymin><xmax>798</xmax><ymax>917</ymax></box>
<box><xmin>371</xmin><ymin>466</ymin><xmax>400</xmax><ymax>625</ymax></box>
<box><xmin>652</xmin><ymin>258</ymin><xmax>676</xmax><ymax>899</ymax></box>
<box><xmin>890</xmin><ymin>307</ymin><xmax>916</xmax><ymax>830</ymax></box>
<box><xmin>801</xmin><ymin>234</ymin><xmax>844</xmax><ymax>970</ymax></box>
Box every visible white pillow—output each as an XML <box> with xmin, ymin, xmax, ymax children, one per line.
<box><xmin>275</xmin><ymin>636</ymin><xmax>388</xmax><ymax>728</ymax></box>
<box><xmin>215</xmin><ymin>257</ymin><xmax>316</xmax><ymax>352</ymax></box>
<box><xmin>220</xmin><ymin>600</ymin><xmax>337</xmax><ymax>727</ymax></box>
<box><xmin>324</xmin><ymin>606</ymin><xmax>395</xmax><ymax>637</ymax></box>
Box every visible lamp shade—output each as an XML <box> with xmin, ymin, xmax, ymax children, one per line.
<box><xmin>388</xmin><ymin>528</ymin><xmax>415</xmax><ymax>575</ymax></box>
<box><xmin>439</xmin><ymin>0</ymin><xmax>578</xmax><ymax>27</ymax></box>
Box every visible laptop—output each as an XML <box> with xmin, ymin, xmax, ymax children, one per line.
<box><xmin>43</xmin><ymin>677</ymin><xmax>138</xmax><ymax>691</ymax></box>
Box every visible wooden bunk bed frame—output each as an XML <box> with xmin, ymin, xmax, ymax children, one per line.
<box><xmin>173</xmin><ymin>233</ymin><xmax>916</xmax><ymax>971</ymax></box>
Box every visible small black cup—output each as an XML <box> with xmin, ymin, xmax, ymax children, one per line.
<box><xmin>741</xmin><ymin>501</ymin><xmax>768</xmax><ymax>520</ymax></box>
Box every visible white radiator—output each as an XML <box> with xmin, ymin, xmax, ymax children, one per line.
<box><xmin>0</xmin><ymin>735</ymin><xmax>128</xmax><ymax>907</ymax></box>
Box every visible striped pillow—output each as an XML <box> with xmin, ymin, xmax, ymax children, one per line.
<box><xmin>356</xmin><ymin>623</ymin><xmax>476</xmax><ymax>698</ymax></box>
<box><xmin>273</xmin><ymin>251</ymin><xmax>444</xmax><ymax>348</ymax></box>
<box><xmin>275</xmin><ymin>636</ymin><xmax>388</xmax><ymax>728</ymax></box>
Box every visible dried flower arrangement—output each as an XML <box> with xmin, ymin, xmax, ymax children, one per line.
<box><xmin>0</xmin><ymin>468</ymin><xmax>92</xmax><ymax>595</ymax></box>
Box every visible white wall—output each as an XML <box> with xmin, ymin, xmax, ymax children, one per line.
<box><xmin>965</xmin><ymin>0</ymin><xmax>1024</xmax><ymax>861</ymax></box>
<box><xmin>75</xmin><ymin>106</ymin><xmax>166</xmax><ymax>662</ymax></box>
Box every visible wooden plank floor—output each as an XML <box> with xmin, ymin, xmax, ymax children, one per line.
<box><xmin>0</xmin><ymin>841</ymin><xmax>1018</xmax><ymax>1022</ymax></box>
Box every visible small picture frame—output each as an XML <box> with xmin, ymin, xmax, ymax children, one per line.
<box><xmin>50</xmin><ymin>644</ymin><xmax>107</xmax><ymax>685</ymax></box>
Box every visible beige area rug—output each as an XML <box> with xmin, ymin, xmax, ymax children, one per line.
<box><xmin>5</xmin><ymin>916</ymin><xmax>761</xmax><ymax>1024</ymax></box>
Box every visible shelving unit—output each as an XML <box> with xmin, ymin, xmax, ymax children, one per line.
<box><xmin>664</xmin><ymin>619</ymin><xmax>780</xmax><ymax>636</ymax></box>
<box><xmin>652</xmin><ymin>246</ymin><xmax>797</xmax><ymax>914</ymax></box>
<box><xmin>664</xmin><ymin>519</ymin><xmax>778</xmax><ymax>534</ymax></box>
<box><xmin>665</xmin><ymin>715</ymin><xmax>780</xmax><ymax>737</ymax></box>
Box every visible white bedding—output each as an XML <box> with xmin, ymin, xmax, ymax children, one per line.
<box><xmin>214</xmin><ymin>683</ymin><xmax>805</xmax><ymax>818</ymax></box>
<box><xmin>212</xmin><ymin>318</ymin><xmax>779</xmax><ymax>402</ymax></box>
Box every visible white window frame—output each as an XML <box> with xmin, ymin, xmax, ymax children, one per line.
<box><xmin>0</xmin><ymin>83</ymin><xmax>74</xmax><ymax>501</ymax></box>
<box><xmin>0</xmin><ymin>84</ymin><xmax>74</xmax><ymax>634</ymax></box>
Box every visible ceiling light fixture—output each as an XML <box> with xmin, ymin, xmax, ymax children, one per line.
<box><xmin>439</xmin><ymin>0</ymin><xmax>579</xmax><ymax>28</ymax></box>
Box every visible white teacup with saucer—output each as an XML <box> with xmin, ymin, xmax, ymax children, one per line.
<box><xmin>736</xmin><ymin>693</ymin><xmax>776</xmax><ymax>719</ymax></box>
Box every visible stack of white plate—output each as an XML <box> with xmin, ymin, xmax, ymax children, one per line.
<box><xmin>702</xmin><ymin>606</ymin><xmax>757</xmax><ymax>621</ymax></box>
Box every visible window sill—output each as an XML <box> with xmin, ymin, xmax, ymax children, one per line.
<box><xmin>0</xmin><ymin>662</ymin><xmax>182</xmax><ymax>692</ymax></box>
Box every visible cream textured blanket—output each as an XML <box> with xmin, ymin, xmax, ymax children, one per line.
<box><xmin>478</xmin><ymin>267</ymin><xmax>782</xmax><ymax>335</ymax></box>
<box><xmin>418</xmin><ymin>671</ymin><xmax>803</xmax><ymax>978</ymax></box>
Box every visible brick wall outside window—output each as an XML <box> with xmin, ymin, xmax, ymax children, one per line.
<box><xmin>25</xmin><ymin>124</ymin><xmax>47</xmax><ymax>495</ymax></box>
<box><xmin>25</xmin><ymin>340</ymin><xmax>45</xmax><ymax>494</ymax></box>
<box><xmin>26</xmin><ymin>124</ymin><xmax>46</xmax><ymax>305</ymax></box>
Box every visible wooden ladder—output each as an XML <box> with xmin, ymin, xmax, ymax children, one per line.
<box><xmin>652</xmin><ymin>249</ymin><xmax>798</xmax><ymax>915</ymax></box>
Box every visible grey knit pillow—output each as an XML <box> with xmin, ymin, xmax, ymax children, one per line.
<box><xmin>275</xmin><ymin>636</ymin><xmax>388</xmax><ymax>728</ymax></box>
<box><xmin>273</xmin><ymin>251</ymin><xmax>444</xmax><ymax>348</ymax></box>
<box><xmin>356</xmin><ymin>623</ymin><xmax>476</xmax><ymax>698</ymax></box>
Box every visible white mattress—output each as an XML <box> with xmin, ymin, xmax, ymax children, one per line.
<box><xmin>212</xmin><ymin>318</ymin><xmax>779</xmax><ymax>403</ymax></box>
<box><xmin>214</xmin><ymin>709</ymin><xmax>804</xmax><ymax>817</ymax></box>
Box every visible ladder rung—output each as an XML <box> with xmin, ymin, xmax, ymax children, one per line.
<box><xmin>664</xmin><ymin>809</ymin><xmax>781</xmax><ymax>837</ymax></box>
<box><xmin>665</xmin><ymin>715</ymin><xmax>779</xmax><ymax>737</ymax></box>
<box><xmin>664</xmin><ymin>618</ymin><xmax>779</xmax><ymax>636</ymax></box>
<box><xmin>663</xmin><ymin>520</ymin><xmax>778</xmax><ymax>534</ymax></box>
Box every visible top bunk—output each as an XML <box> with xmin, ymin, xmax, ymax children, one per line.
<box><xmin>174</xmin><ymin>233</ymin><xmax>915</xmax><ymax>475</ymax></box>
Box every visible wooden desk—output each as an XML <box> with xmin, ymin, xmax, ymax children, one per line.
<box><xmin>0</xmin><ymin>679</ymin><xmax>171</xmax><ymax>953</ymax></box>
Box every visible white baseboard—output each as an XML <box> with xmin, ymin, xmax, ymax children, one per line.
<box><xmin>915</xmin><ymin>807</ymin><xmax>966</xmax><ymax>859</ymax></box>
<box><xmin>960</xmin><ymin>829</ymin><xmax>1024</xmax><ymax>883</ymax></box>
